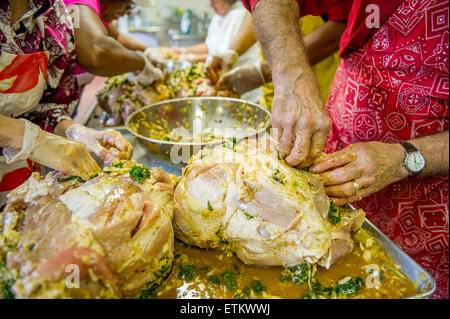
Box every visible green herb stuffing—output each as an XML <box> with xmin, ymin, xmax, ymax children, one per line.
<box><xmin>112</xmin><ymin>162</ymin><xmax>124</xmax><ymax>168</ymax></box>
<box><xmin>335</xmin><ymin>277</ymin><xmax>365</xmax><ymax>295</ymax></box>
<box><xmin>289</xmin><ymin>263</ymin><xmax>311</xmax><ymax>285</ymax></box>
<box><xmin>57</xmin><ymin>175</ymin><xmax>86</xmax><ymax>183</ymax></box>
<box><xmin>130</xmin><ymin>165</ymin><xmax>151</xmax><ymax>183</ymax></box>
<box><xmin>328</xmin><ymin>202</ymin><xmax>341</xmax><ymax>224</ymax></box>
<box><xmin>272</xmin><ymin>169</ymin><xmax>285</xmax><ymax>185</ymax></box>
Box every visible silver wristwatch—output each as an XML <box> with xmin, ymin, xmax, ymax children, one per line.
<box><xmin>401</xmin><ymin>142</ymin><xmax>426</xmax><ymax>177</ymax></box>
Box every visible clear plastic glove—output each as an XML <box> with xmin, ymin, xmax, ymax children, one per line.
<box><xmin>136</xmin><ymin>48</ymin><xmax>167</xmax><ymax>86</ymax></box>
<box><xmin>65</xmin><ymin>124</ymin><xmax>133</xmax><ymax>166</ymax></box>
<box><xmin>218</xmin><ymin>63</ymin><xmax>266</xmax><ymax>95</ymax></box>
<box><xmin>3</xmin><ymin>119</ymin><xmax>100</xmax><ymax>180</ymax></box>
<box><xmin>205</xmin><ymin>49</ymin><xmax>239</xmax><ymax>84</ymax></box>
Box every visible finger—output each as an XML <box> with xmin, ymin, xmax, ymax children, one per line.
<box><xmin>217</xmin><ymin>77</ymin><xmax>229</xmax><ymax>91</ymax></box>
<box><xmin>319</xmin><ymin>162</ymin><xmax>362</xmax><ymax>185</ymax></box>
<box><xmin>329</xmin><ymin>185</ymin><xmax>376</xmax><ymax>206</ymax></box>
<box><xmin>298</xmin><ymin>128</ymin><xmax>328</xmax><ymax>168</ymax></box>
<box><xmin>310</xmin><ymin>146</ymin><xmax>357</xmax><ymax>173</ymax></box>
<box><xmin>285</xmin><ymin>129</ymin><xmax>312</xmax><ymax>166</ymax></box>
<box><xmin>103</xmin><ymin>130</ymin><xmax>132</xmax><ymax>153</ymax></box>
<box><xmin>325</xmin><ymin>176</ymin><xmax>375</xmax><ymax>198</ymax></box>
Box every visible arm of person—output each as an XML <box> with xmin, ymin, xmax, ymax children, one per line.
<box><xmin>1</xmin><ymin>115</ymin><xmax>100</xmax><ymax>179</ymax></box>
<box><xmin>107</xmin><ymin>21</ymin><xmax>149</xmax><ymax>52</ymax></box>
<box><xmin>303</xmin><ymin>20</ymin><xmax>346</xmax><ymax>65</ymax></box>
<box><xmin>0</xmin><ymin>115</ymin><xmax>24</xmax><ymax>150</ymax></box>
<box><xmin>310</xmin><ymin>131</ymin><xmax>450</xmax><ymax>205</ymax></box>
<box><xmin>230</xmin><ymin>11</ymin><xmax>257</xmax><ymax>55</ymax></box>
<box><xmin>55</xmin><ymin>119</ymin><xmax>133</xmax><ymax>164</ymax></box>
<box><xmin>252</xmin><ymin>0</ymin><xmax>330</xmax><ymax>168</ymax></box>
<box><xmin>218</xmin><ymin>19</ymin><xmax>347</xmax><ymax>94</ymax></box>
<box><xmin>174</xmin><ymin>42</ymin><xmax>209</xmax><ymax>55</ymax></box>
<box><xmin>205</xmin><ymin>11</ymin><xmax>256</xmax><ymax>83</ymax></box>
<box><xmin>69</xmin><ymin>4</ymin><xmax>145</xmax><ymax>76</ymax></box>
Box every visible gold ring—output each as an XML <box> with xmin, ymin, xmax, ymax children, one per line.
<box><xmin>353</xmin><ymin>181</ymin><xmax>361</xmax><ymax>192</ymax></box>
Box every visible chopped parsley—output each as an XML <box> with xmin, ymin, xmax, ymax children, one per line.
<box><xmin>289</xmin><ymin>263</ymin><xmax>311</xmax><ymax>285</ymax></box>
<box><xmin>207</xmin><ymin>201</ymin><xmax>213</xmax><ymax>211</ymax></box>
<box><xmin>272</xmin><ymin>169</ymin><xmax>285</xmax><ymax>185</ymax></box>
<box><xmin>57</xmin><ymin>175</ymin><xmax>86</xmax><ymax>183</ymax></box>
<box><xmin>250</xmin><ymin>280</ymin><xmax>266</xmax><ymax>295</ymax></box>
<box><xmin>112</xmin><ymin>162</ymin><xmax>124</xmax><ymax>168</ymax></box>
<box><xmin>222</xmin><ymin>270</ymin><xmax>238</xmax><ymax>291</ymax></box>
<box><xmin>208</xmin><ymin>275</ymin><xmax>221</xmax><ymax>285</ymax></box>
<box><xmin>335</xmin><ymin>277</ymin><xmax>365</xmax><ymax>295</ymax></box>
<box><xmin>89</xmin><ymin>173</ymin><xmax>98</xmax><ymax>180</ymax></box>
<box><xmin>177</xmin><ymin>264</ymin><xmax>196</xmax><ymax>281</ymax></box>
<box><xmin>215</xmin><ymin>229</ymin><xmax>229</xmax><ymax>245</ymax></box>
<box><xmin>243</xmin><ymin>211</ymin><xmax>254</xmax><ymax>220</ymax></box>
<box><xmin>140</xmin><ymin>282</ymin><xmax>159</xmax><ymax>299</ymax></box>
<box><xmin>129</xmin><ymin>164</ymin><xmax>151</xmax><ymax>183</ymax></box>
<box><xmin>328</xmin><ymin>202</ymin><xmax>341</xmax><ymax>224</ymax></box>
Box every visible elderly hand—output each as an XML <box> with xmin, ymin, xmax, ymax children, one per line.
<box><xmin>205</xmin><ymin>49</ymin><xmax>239</xmax><ymax>84</ymax></box>
<box><xmin>271</xmin><ymin>72</ymin><xmax>330</xmax><ymax>168</ymax></box>
<box><xmin>3</xmin><ymin>119</ymin><xmax>100</xmax><ymax>180</ymax></box>
<box><xmin>310</xmin><ymin>142</ymin><xmax>410</xmax><ymax>206</ymax></box>
<box><xmin>218</xmin><ymin>63</ymin><xmax>266</xmax><ymax>95</ymax></box>
<box><xmin>136</xmin><ymin>47</ymin><xmax>167</xmax><ymax>85</ymax></box>
<box><xmin>65</xmin><ymin>124</ymin><xmax>133</xmax><ymax>166</ymax></box>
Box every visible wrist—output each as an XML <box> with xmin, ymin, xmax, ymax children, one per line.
<box><xmin>260</xmin><ymin>62</ymin><xmax>272</xmax><ymax>83</ymax></box>
<box><xmin>392</xmin><ymin>143</ymin><xmax>411</xmax><ymax>181</ymax></box>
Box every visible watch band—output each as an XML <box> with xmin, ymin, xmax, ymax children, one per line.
<box><xmin>401</xmin><ymin>141</ymin><xmax>418</xmax><ymax>153</ymax></box>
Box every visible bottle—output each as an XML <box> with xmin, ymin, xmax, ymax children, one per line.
<box><xmin>180</xmin><ymin>9</ymin><xmax>193</xmax><ymax>35</ymax></box>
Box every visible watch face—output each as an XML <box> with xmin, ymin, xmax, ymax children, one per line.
<box><xmin>406</xmin><ymin>152</ymin><xmax>426</xmax><ymax>173</ymax></box>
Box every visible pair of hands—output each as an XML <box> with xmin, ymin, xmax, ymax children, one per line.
<box><xmin>5</xmin><ymin>120</ymin><xmax>133</xmax><ymax>181</ymax></box>
<box><xmin>205</xmin><ymin>50</ymin><xmax>267</xmax><ymax>96</ymax></box>
<box><xmin>204</xmin><ymin>53</ymin><xmax>408</xmax><ymax>205</ymax></box>
<box><xmin>271</xmin><ymin>81</ymin><xmax>409</xmax><ymax>205</ymax></box>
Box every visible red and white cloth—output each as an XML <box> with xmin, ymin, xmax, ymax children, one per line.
<box><xmin>325</xmin><ymin>0</ymin><xmax>449</xmax><ymax>299</ymax></box>
<box><xmin>241</xmin><ymin>0</ymin><xmax>449</xmax><ymax>298</ymax></box>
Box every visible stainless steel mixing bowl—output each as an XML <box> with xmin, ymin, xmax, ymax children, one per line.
<box><xmin>125</xmin><ymin>97</ymin><xmax>271</xmax><ymax>163</ymax></box>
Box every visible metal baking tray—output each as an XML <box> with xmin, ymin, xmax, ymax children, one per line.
<box><xmin>111</xmin><ymin>127</ymin><xmax>436</xmax><ymax>299</ymax></box>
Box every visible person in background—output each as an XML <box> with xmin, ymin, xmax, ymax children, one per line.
<box><xmin>64</xmin><ymin>0</ymin><xmax>166</xmax><ymax>88</ymax></box>
<box><xmin>0</xmin><ymin>0</ymin><xmax>134</xmax><ymax>205</ymax></box>
<box><xmin>242</xmin><ymin>0</ymin><xmax>449</xmax><ymax>298</ymax></box>
<box><xmin>205</xmin><ymin>10</ymin><xmax>349</xmax><ymax>109</ymax></box>
<box><xmin>169</xmin><ymin>0</ymin><xmax>262</xmax><ymax>103</ymax></box>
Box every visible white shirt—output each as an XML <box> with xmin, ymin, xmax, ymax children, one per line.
<box><xmin>205</xmin><ymin>4</ymin><xmax>262</xmax><ymax>103</ymax></box>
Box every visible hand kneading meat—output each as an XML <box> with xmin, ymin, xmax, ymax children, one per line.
<box><xmin>174</xmin><ymin>140</ymin><xmax>365</xmax><ymax>269</ymax></box>
<box><xmin>0</xmin><ymin>161</ymin><xmax>177</xmax><ymax>298</ymax></box>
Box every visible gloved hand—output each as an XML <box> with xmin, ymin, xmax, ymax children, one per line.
<box><xmin>136</xmin><ymin>47</ymin><xmax>167</xmax><ymax>86</ymax></box>
<box><xmin>218</xmin><ymin>63</ymin><xmax>266</xmax><ymax>95</ymax></box>
<box><xmin>65</xmin><ymin>124</ymin><xmax>133</xmax><ymax>166</ymax></box>
<box><xmin>3</xmin><ymin>119</ymin><xmax>100</xmax><ymax>180</ymax></box>
<box><xmin>205</xmin><ymin>49</ymin><xmax>239</xmax><ymax>84</ymax></box>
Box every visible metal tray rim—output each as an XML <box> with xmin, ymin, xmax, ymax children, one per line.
<box><xmin>349</xmin><ymin>204</ymin><xmax>436</xmax><ymax>299</ymax></box>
